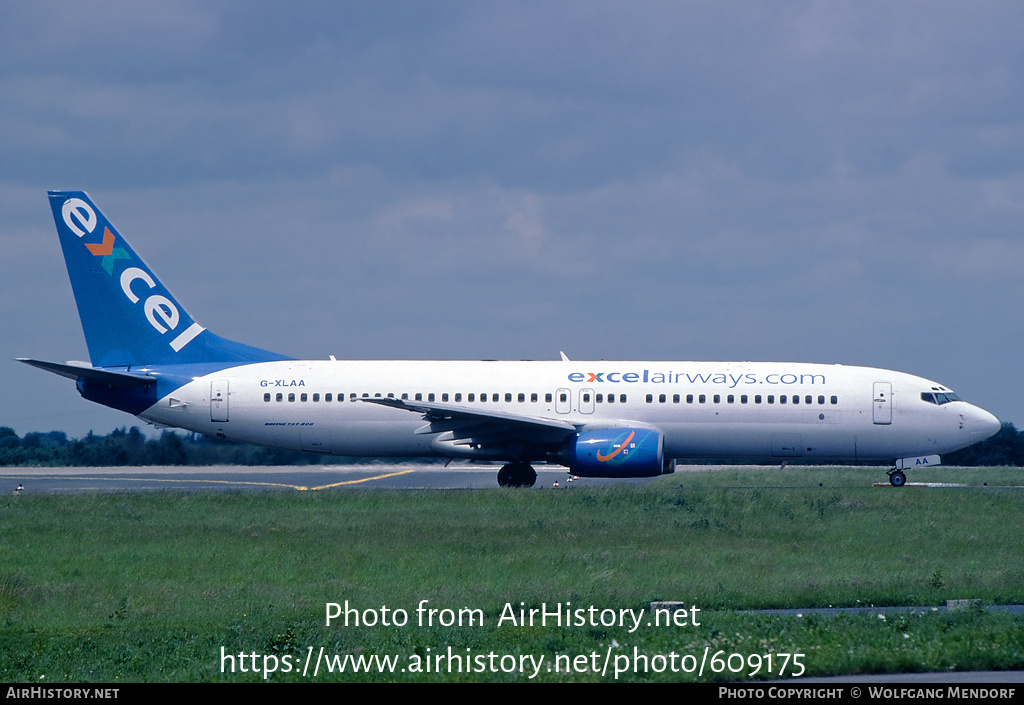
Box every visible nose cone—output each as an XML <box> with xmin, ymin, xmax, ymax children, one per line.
<box><xmin>968</xmin><ymin>405</ymin><xmax>1001</xmax><ymax>445</ymax></box>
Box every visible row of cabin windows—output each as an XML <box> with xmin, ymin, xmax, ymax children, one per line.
<box><xmin>644</xmin><ymin>393</ymin><xmax>838</xmax><ymax>405</ymax></box>
<box><xmin>262</xmin><ymin>391</ymin><xmax>837</xmax><ymax>406</ymax></box>
<box><xmin>567</xmin><ymin>393</ymin><xmax>628</xmax><ymax>404</ymax></box>
<box><xmin>263</xmin><ymin>391</ymin><xmax>573</xmax><ymax>403</ymax></box>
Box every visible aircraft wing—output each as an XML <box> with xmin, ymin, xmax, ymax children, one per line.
<box><xmin>359</xmin><ymin>396</ymin><xmax>578</xmax><ymax>444</ymax></box>
<box><xmin>17</xmin><ymin>358</ymin><xmax>155</xmax><ymax>387</ymax></box>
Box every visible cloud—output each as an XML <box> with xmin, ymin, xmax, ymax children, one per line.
<box><xmin>2</xmin><ymin>1</ymin><xmax>1023</xmax><ymax>435</ymax></box>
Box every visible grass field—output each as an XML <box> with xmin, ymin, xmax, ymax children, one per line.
<box><xmin>0</xmin><ymin>465</ymin><xmax>1022</xmax><ymax>682</ymax></box>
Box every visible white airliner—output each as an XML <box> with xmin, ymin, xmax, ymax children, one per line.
<box><xmin>21</xmin><ymin>191</ymin><xmax>1000</xmax><ymax>487</ymax></box>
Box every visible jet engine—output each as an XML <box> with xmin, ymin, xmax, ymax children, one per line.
<box><xmin>565</xmin><ymin>427</ymin><xmax>670</xmax><ymax>477</ymax></box>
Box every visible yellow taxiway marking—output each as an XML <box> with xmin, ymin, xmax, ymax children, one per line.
<box><xmin>310</xmin><ymin>469</ymin><xmax>416</xmax><ymax>490</ymax></box>
<box><xmin>1</xmin><ymin>468</ymin><xmax>418</xmax><ymax>492</ymax></box>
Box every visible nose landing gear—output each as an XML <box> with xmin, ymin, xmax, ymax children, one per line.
<box><xmin>887</xmin><ymin>469</ymin><xmax>906</xmax><ymax>487</ymax></box>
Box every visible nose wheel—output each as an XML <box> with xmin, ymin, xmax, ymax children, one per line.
<box><xmin>888</xmin><ymin>470</ymin><xmax>906</xmax><ymax>487</ymax></box>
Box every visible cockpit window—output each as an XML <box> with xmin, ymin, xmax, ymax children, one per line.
<box><xmin>921</xmin><ymin>392</ymin><xmax>962</xmax><ymax>405</ymax></box>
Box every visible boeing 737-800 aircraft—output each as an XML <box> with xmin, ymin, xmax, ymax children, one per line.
<box><xmin>20</xmin><ymin>191</ymin><xmax>1000</xmax><ymax>487</ymax></box>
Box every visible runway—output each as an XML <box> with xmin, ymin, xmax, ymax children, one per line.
<box><xmin>0</xmin><ymin>463</ymin><xmax>660</xmax><ymax>493</ymax></box>
<box><xmin>4</xmin><ymin>463</ymin><xmax>1022</xmax><ymax>494</ymax></box>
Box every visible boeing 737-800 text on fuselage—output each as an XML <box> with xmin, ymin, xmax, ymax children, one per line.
<box><xmin>20</xmin><ymin>191</ymin><xmax>1000</xmax><ymax>487</ymax></box>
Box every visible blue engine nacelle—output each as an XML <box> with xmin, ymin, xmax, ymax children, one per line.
<box><xmin>566</xmin><ymin>428</ymin><xmax>668</xmax><ymax>478</ymax></box>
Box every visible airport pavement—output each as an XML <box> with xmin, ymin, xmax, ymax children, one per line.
<box><xmin>0</xmin><ymin>463</ymin><xmax>658</xmax><ymax>493</ymax></box>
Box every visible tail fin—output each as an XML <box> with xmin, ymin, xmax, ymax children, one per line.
<box><xmin>48</xmin><ymin>191</ymin><xmax>291</xmax><ymax>367</ymax></box>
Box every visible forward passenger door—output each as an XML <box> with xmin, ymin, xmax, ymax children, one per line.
<box><xmin>873</xmin><ymin>382</ymin><xmax>892</xmax><ymax>425</ymax></box>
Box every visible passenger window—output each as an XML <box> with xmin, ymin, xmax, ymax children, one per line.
<box><xmin>264</xmin><ymin>393</ymin><xmax>271</xmax><ymax>402</ymax></box>
<box><xmin>713</xmin><ymin>395</ymin><xmax>720</xmax><ymax>404</ymax></box>
<box><xmin>767</xmin><ymin>395</ymin><xmax>774</xmax><ymax>404</ymax></box>
<box><xmin>276</xmin><ymin>393</ymin><xmax>283</xmax><ymax>402</ymax></box>
<box><xmin>755</xmin><ymin>395</ymin><xmax>762</xmax><ymax>404</ymax></box>
<box><xmin>442</xmin><ymin>393</ymin><xmax>449</xmax><ymax>402</ymax></box>
<box><xmin>727</xmin><ymin>395</ymin><xmax>734</xmax><ymax>404</ymax></box>
<box><xmin>301</xmin><ymin>393</ymin><xmax>308</xmax><ymax>402</ymax></box>
<box><xmin>780</xmin><ymin>396</ymin><xmax>787</xmax><ymax>404</ymax></box>
<box><xmin>699</xmin><ymin>395</ymin><xmax>706</xmax><ymax>404</ymax></box>
<box><xmin>596</xmin><ymin>394</ymin><xmax>603</xmax><ymax>403</ymax></box>
<box><xmin>468</xmin><ymin>393</ymin><xmax>475</xmax><ymax>402</ymax></box>
<box><xmin>493</xmin><ymin>393</ymin><xmax>499</xmax><ymax>402</ymax></box>
<box><xmin>740</xmin><ymin>395</ymin><xmax>748</xmax><ymax>404</ymax></box>
<box><xmin>686</xmin><ymin>394</ymin><xmax>693</xmax><ymax>403</ymax></box>
<box><xmin>546</xmin><ymin>393</ymin><xmax>553</xmax><ymax>403</ymax></box>
<box><xmin>673</xmin><ymin>394</ymin><xmax>680</xmax><ymax>403</ymax></box>
<box><xmin>607</xmin><ymin>394</ymin><xmax>614</xmax><ymax>404</ymax></box>
<box><xmin>646</xmin><ymin>394</ymin><xmax>653</xmax><ymax>403</ymax></box>
<box><xmin>817</xmin><ymin>395</ymin><xmax>825</xmax><ymax>405</ymax></box>
<box><xmin>583</xmin><ymin>393</ymin><xmax>591</xmax><ymax>403</ymax></box>
<box><xmin>455</xmin><ymin>393</ymin><xmax>462</xmax><ymax>402</ymax></box>
<box><xmin>659</xmin><ymin>394</ymin><xmax>666</xmax><ymax>403</ymax></box>
<box><xmin>505</xmin><ymin>393</ymin><xmax>512</xmax><ymax>402</ymax></box>
<box><xmin>288</xmin><ymin>393</ymin><xmax>295</xmax><ymax>402</ymax></box>
<box><xmin>620</xmin><ymin>394</ymin><xmax>627</xmax><ymax>403</ymax></box>
<box><xmin>518</xmin><ymin>393</ymin><xmax>525</xmax><ymax>402</ymax></box>
<box><xmin>428</xmin><ymin>393</ymin><xmax>435</xmax><ymax>402</ymax></box>
<box><xmin>325</xmin><ymin>393</ymin><xmax>333</xmax><ymax>402</ymax></box>
<box><xmin>559</xmin><ymin>393</ymin><xmax>568</xmax><ymax>402</ymax></box>
<box><xmin>830</xmin><ymin>396</ymin><xmax>838</xmax><ymax>405</ymax></box>
<box><xmin>313</xmin><ymin>393</ymin><xmax>320</xmax><ymax>402</ymax></box>
<box><xmin>531</xmin><ymin>393</ymin><xmax>538</xmax><ymax>402</ymax></box>
<box><xmin>805</xmin><ymin>395</ymin><xmax>813</xmax><ymax>405</ymax></box>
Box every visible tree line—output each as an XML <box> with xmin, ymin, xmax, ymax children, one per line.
<box><xmin>0</xmin><ymin>426</ymin><xmax>360</xmax><ymax>467</ymax></box>
<box><xmin>0</xmin><ymin>423</ymin><xmax>1022</xmax><ymax>468</ymax></box>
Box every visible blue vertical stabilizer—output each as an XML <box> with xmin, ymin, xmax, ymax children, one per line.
<box><xmin>48</xmin><ymin>191</ymin><xmax>291</xmax><ymax>367</ymax></box>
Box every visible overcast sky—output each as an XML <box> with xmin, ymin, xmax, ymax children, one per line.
<box><xmin>2</xmin><ymin>1</ymin><xmax>1022</xmax><ymax>439</ymax></box>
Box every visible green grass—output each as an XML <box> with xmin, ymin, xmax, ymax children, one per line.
<box><xmin>1</xmin><ymin>465</ymin><xmax>1022</xmax><ymax>681</ymax></box>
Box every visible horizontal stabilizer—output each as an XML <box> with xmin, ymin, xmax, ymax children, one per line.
<box><xmin>16</xmin><ymin>358</ymin><xmax>155</xmax><ymax>387</ymax></box>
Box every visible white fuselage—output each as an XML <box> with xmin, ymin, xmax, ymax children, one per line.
<box><xmin>138</xmin><ymin>360</ymin><xmax>999</xmax><ymax>464</ymax></box>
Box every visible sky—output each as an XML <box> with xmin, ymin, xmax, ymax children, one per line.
<box><xmin>1</xmin><ymin>1</ymin><xmax>1022</xmax><ymax>440</ymax></box>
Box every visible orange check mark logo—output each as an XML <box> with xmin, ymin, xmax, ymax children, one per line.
<box><xmin>85</xmin><ymin>227</ymin><xmax>115</xmax><ymax>256</ymax></box>
<box><xmin>83</xmin><ymin>226</ymin><xmax>132</xmax><ymax>275</ymax></box>
<box><xmin>596</xmin><ymin>431</ymin><xmax>635</xmax><ymax>462</ymax></box>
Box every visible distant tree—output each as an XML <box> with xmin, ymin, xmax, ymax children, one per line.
<box><xmin>21</xmin><ymin>433</ymin><xmax>42</xmax><ymax>450</ymax></box>
<box><xmin>146</xmin><ymin>430</ymin><xmax>187</xmax><ymax>465</ymax></box>
<box><xmin>0</xmin><ymin>427</ymin><xmax>20</xmax><ymax>450</ymax></box>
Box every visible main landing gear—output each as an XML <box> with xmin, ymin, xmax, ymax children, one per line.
<box><xmin>497</xmin><ymin>462</ymin><xmax>537</xmax><ymax>488</ymax></box>
<box><xmin>887</xmin><ymin>469</ymin><xmax>907</xmax><ymax>487</ymax></box>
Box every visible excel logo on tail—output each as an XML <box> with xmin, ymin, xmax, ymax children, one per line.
<box><xmin>64</xmin><ymin>199</ymin><xmax>130</xmax><ymax>273</ymax></box>
<box><xmin>61</xmin><ymin>197</ymin><xmax>205</xmax><ymax>353</ymax></box>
